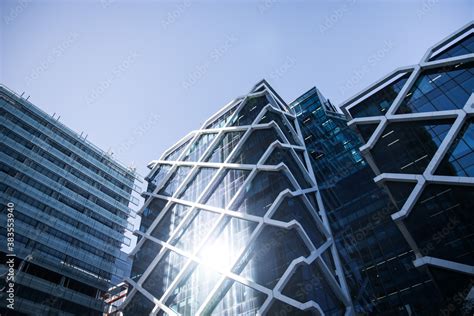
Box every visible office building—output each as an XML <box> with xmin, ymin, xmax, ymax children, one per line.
<box><xmin>340</xmin><ymin>22</ymin><xmax>474</xmax><ymax>314</ymax></box>
<box><xmin>0</xmin><ymin>85</ymin><xmax>141</xmax><ymax>315</ymax></box>
<box><xmin>117</xmin><ymin>81</ymin><xmax>354</xmax><ymax>315</ymax></box>
<box><xmin>291</xmin><ymin>88</ymin><xmax>444</xmax><ymax>314</ymax></box>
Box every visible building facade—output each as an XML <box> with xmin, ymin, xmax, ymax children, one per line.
<box><xmin>0</xmin><ymin>85</ymin><xmax>140</xmax><ymax>315</ymax></box>
<box><xmin>117</xmin><ymin>81</ymin><xmax>354</xmax><ymax>315</ymax></box>
<box><xmin>340</xmin><ymin>22</ymin><xmax>474</xmax><ymax>314</ymax></box>
<box><xmin>290</xmin><ymin>88</ymin><xmax>445</xmax><ymax>314</ymax></box>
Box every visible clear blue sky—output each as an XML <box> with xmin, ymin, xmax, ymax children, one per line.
<box><xmin>1</xmin><ymin>0</ymin><xmax>472</xmax><ymax>177</ymax></box>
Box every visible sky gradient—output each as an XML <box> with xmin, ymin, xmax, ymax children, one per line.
<box><xmin>1</xmin><ymin>0</ymin><xmax>473</xmax><ymax>177</ymax></box>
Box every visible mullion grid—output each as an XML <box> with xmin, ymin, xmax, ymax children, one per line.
<box><xmin>125</xmin><ymin>84</ymin><xmax>351</xmax><ymax>315</ymax></box>
<box><xmin>194</xmin><ymin>95</ymin><xmax>349</xmax><ymax>314</ymax></box>
<box><xmin>151</xmin><ymin>91</ymin><xmax>275</xmax><ymax>314</ymax></box>
<box><xmin>133</xmin><ymin>130</ymin><xmax>227</xmax><ymax>286</ymax></box>
<box><xmin>340</xmin><ymin>24</ymin><xmax>474</xmax><ymax>277</ymax></box>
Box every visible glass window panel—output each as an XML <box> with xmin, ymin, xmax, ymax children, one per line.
<box><xmin>182</xmin><ymin>133</ymin><xmax>217</xmax><ymax>162</ymax></box>
<box><xmin>436</xmin><ymin>118</ymin><xmax>474</xmax><ymax>177</ymax></box>
<box><xmin>204</xmin><ymin>169</ymin><xmax>250</xmax><ymax>209</ymax></box>
<box><xmin>356</xmin><ymin>124</ymin><xmax>378</xmax><ymax>144</ymax></box>
<box><xmin>230</xmin><ymin>95</ymin><xmax>269</xmax><ymax>126</ymax></box>
<box><xmin>205</xmin><ymin>131</ymin><xmax>244</xmax><ymax>163</ymax></box>
<box><xmin>265</xmin><ymin>93</ymin><xmax>282</xmax><ymax>110</ymax></box>
<box><xmin>158</xmin><ymin>166</ymin><xmax>192</xmax><ymax>197</ymax></box>
<box><xmin>179</xmin><ymin>167</ymin><xmax>218</xmax><ymax>202</ymax></box>
<box><xmin>151</xmin><ymin>203</ymin><xmax>192</xmax><ymax>242</ymax></box>
<box><xmin>259</xmin><ymin>111</ymin><xmax>301</xmax><ymax>145</ymax></box>
<box><xmin>231</xmin><ymin>128</ymin><xmax>283</xmax><ymax>165</ymax></box>
<box><xmin>349</xmin><ymin>73</ymin><xmax>410</xmax><ymax>118</ymax></box>
<box><xmin>370</xmin><ymin>119</ymin><xmax>453</xmax><ymax>174</ymax></box>
<box><xmin>140</xmin><ymin>198</ymin><xmax>168</xmax><ymax>233</ymax></box>
<box><xmin>281</xmin><ymin>260</ymin><xmax>345</xmax><ymax>315</ymax></box>
<box><xmin>198</xmin><ymin>216</ymin><xmax>258</xmax><ymax>271</ymax></box>
<box><xmin>147</xmin><ymin>164</ymin><xmax>172</xmax><ymax>193</ymax></box>
<box><xmin>172</xmin><ymin>208</ymin><xmax>220</xmax><ymax>254</ymax></box>
<box><xmin>267</xmin><ymin>299</ymin><xmax>318</xmax><ymax>316</ymax></box>
<box><xmin>383</xmin><ymin>181</ymin><xmax>417</xmax><ymax>210</ymax></box>
<box><xmin>164</xmin><ymin>139</ymin><xmax>191</xmax><ymax>161</ymax></box>
<box><xmin>405</xmin><ymin>184</ymin><xmax>474</xmax><ymax>266</ymax></box>
<box><xmin>209</xmin><ymin>279</ymin><xmax>267</xmax><ymax>316</ymax></box>
<box><xmin>130</xmin><ymin>238</ymin><xmax>163</xmax><ymax>280</ymax></box>
<box><xmin>264</xmin><ymin>147</ymin><xmax>312</xmax><ymax>189</ymax></box>
<box><xmin>397</xmin><ymin>62</ymin><xmax>474</xmax><ymax>114</ymax></box>
<box><xmin>236</xmin><ymin>226</ymin><xmax>310</xmax><ymax>289</ymax></box>
<box><xmin>232</xmin><ymin>171</ymin><xmax>295</xmax><ymax>217</ymax></box>
<box><xmin>205</xmin><ymin>105</ymin><xmax>239</xmax><ymax>129</ymax></box>
<box><xmin>122</xmin><ymin>291</ymin><xmax>155</xmax><ymax>316</ymax></box>
<box><xmin>272</xmin><ymin>195</ymin><xmax>326</xmax><ymax>249</ymax></box>
<box><xmin>142</xmin><ymin>249</ymin><xmax>188</xmax><ymax>300</ymax></box>
<box><xmin>165</xmin><ymin>264</ymin><xmax>222</xmax><ymax>315</ymax></box>
<box><xmin>429</xmin><ymin>34</ymin><xmax>474</xmax><ymax>61</ymax></box>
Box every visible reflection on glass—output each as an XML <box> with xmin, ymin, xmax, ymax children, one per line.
<box><xmin>150</xmin><ymin>203</ymin><xmax>191</xmax><ymax>243</ymax></box>
<box><xmin>166</xmin><ymin>264</ymin><xmax>222</xmax><ymax>315</ymax></box>
<box><xmin>182</xmin><ymin>133</ymin><xmax>217</xmax><ymax>162</ymax></box>
<box><xmin>130</xmin><ymin>238</ymin><xmax>162</xmax><ymax>279</ymax></box>
<box><xmin>348</xmin><ymin>73</ymin><xmax>410</xmax><ymax>118</ymax></box>
<box><xmin>142</xmin><ymin>249</ymin><xmax>188</xmax><ymax>300</ymax></box>
<box><xmin>209</xmin><ymin>279</ymin><xmax>267</xmax><ymax>316</ymax></box>
<box><xmin>371</xmin><ymin>119</ymin><xmax>453</xmax><ymax>174</ymax></box>
<box><xmin>199</xmin><ymin>216</ymin><xmax>257</xmax><ymax>271</ymax></box>
<box><xmin>158</xmin><ymin>166</ymin><xmax>192</xmax><ymax>197</ymax></box>
<box><xmin>397</xmin><ymin>62</ymin><xmax>474</xmax><ymax>114</ymax></box>
<box><xmin>164</xmin><ymin>139</ymin><xmax>191</xmax><ymax>161</ymax></box>
<box><xmin>179</xmin><ymin>167</ymin><xmax>218</xmax><ymax>202</ymax></box>
<box><xmin>436</xmin><ymin>118</ymin><xmax>474</xmax><ymax>177</ymax></box>
<box><xmin>204</xmin><ymin>169</ymin><xmax>250</xmax><ymax>209</ymax></box>
<box><xmin>172</xmin><ymin>209</ymin><xmax>220</xmax><ymax>254</ymax></box>
<box><xmin>205</xmin><ymin>132</ymin><xmax>244</xmax><ymax>163</ymax></box>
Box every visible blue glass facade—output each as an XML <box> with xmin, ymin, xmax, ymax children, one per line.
<box><xmin>0</xmin><ymin>86</ymin><xmax>139</xmax><ymax>315</ymax></box>
<box><xmin>340</xmin><ymin>22</ymin><xmax>474</xmax><ymax>315</ymax></box>
<box><xmin>290</xmin><ymin>88</ymin><xmax>444</xmax><ymax>315</ymax></box>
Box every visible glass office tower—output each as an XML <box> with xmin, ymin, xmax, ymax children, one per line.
<box><xmin>340</xmin><ymin>22</ymin><xmax>474</xmax><ymax>315</ymax></box>
<box><xmin>290</xmin><ymin>88</ymin><xmax>445</xmax><ymax>314</ymax></box>
<box><xmin>118</xmin><ymin>80</ymin><xmax>353</xmax><ymax>315</ymax></box>
<box><xmin>0</xmin><ymin>85</ymin><xmax>140</xmax><ymax>315</ymax></box>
